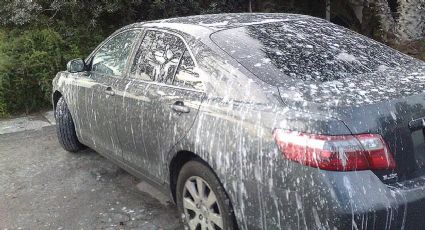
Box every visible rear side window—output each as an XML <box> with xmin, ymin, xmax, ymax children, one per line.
<box><xmin>91</xmin><ymin>30</ymin><xmax>139</xmax><ymax>76</ymax></box>
<box><xmin>211</xmin><ymin>18</ymin><xmax>410</xmax><ymax>84</ymax></box>
<box><xmin>174</xmin><ymin>51</ymin><xmax>203</xmax><ymax>90</ymax></box>
<box><xmin>130</xmin><ymin>30</ymin><xmax>185</xmax><ymax>83</ymax></box>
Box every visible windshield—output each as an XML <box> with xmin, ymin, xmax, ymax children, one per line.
<box><xmin>211</xmin><ymin>18</ymin><xmax>411</xmax><ymax>85</ymax></box>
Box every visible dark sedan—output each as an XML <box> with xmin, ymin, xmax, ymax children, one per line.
<box><xmin>52</xmin><ymin>13</ymin><xmax>425</xmax><ymax>229</ymax></box>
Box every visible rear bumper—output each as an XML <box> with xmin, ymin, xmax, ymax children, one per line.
<box><xmin>311</xmin><ymin>172</ymin><xmax>425</xmax><ymax>230</ymax></box>
<box><xmin>243</xmin><ymin>170</ymin><xmax>425</xmax><ymax>230</ymax></box>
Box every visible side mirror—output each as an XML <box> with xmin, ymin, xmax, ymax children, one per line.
<box><xmin>66</xmin><ymin>59</ymin><xmax>85</xmax><ymax>73</ymax></box>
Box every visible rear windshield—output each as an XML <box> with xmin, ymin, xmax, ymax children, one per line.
<box><xmin>211</xmin><ymin>18</ymin><xmax>410</xmax><ymax>84</ymax></box>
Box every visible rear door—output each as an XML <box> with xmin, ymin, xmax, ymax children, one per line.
<box><xmin>83</xmin><ymin>29</ymin><xmax>141</xmax><ymax>158</ymax></box>
<box><xmin>115</xmin><ymin>29</ymin><xmax>205</xmax><ymax>182</ymax></box>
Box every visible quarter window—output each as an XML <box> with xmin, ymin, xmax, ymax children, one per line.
<box><xmin>174</xmin><ymin>51</ymin><xmax>203</xmax><ymax>90</ymax></box>
<box><xmin>91</xmin><ymin>30</ymin><xmax>139</xmax><ymax>76</ymax></box>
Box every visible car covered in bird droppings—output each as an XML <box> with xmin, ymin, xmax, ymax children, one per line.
<box><xmin>52</xmin><ymin>13</ymin><xmax>425</xmax><ymax>229</ymax></box>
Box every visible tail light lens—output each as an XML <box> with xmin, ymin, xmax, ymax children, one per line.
<box><xmin>273</xmin><ymin>129</ymin><xmax>396</xmax><ymax>171</ymax></box>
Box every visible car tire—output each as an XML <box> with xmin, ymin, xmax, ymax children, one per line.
<box><xmin>55</xmin><ymin>97</ymin><xmax>85</xmax><ymax>152</ymax></box>
<box><xmin>176</xmin><ymin>160</ymin><xmax>236</xmax><ymax>230</ymax></box>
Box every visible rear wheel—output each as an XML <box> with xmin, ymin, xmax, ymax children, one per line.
<box><xmin>55</xmin><ymin>97</ymin><xmax>85</xmax><ymax>152</ymax></box>
<box><xmin>176</xmin><ymin>160</ymin><xmax>236</xmax><ymax>230</ymax></box>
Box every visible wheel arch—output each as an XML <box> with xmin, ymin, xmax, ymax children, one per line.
<box><xmin>168</xmin><ymin>149</ymin><xmax>240</xmax><ymax>229</ymax></box>
<box><xmin>52</xmin><ymin>90</ymin><xmax>63</xmax><ymax>117</ymax></box>
<box><xmin>169</xmin><ymin>150</ymin><xmax>199</xmax><ymax>203</ymax></box>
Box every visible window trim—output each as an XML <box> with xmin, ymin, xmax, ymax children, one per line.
<box><xmin>85</xmin><ymin>28</ymin><xmax>143</xmax><ymax>78</ymax></box>
<box><xmin>172</xmin><ymin>50</ymin><xmax>198</xmax><ymax>87</ymax></box>
<box><xmin>125</xmin><ymin>28</ymin><xmax>203</xmax><ymax>92</ymax></box>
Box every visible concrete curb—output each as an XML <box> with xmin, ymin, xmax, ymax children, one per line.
<box><xmin>0</xmin><ymin>111</ymin><xmax>55</xmax><ymax>135</ymax></box>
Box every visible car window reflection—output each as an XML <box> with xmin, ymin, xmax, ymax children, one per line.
<box><xmin>130</xmin><ymin>31</ymin><xmax>184</xmax><ymax>83</ymax></box>
<box><xmin>92</xmin><ymin>30</ymin><xmax>139</xmax><ymax>76</ymax></box>
<box><xmin>212</xmin><ymin>19</ymin><xmax>411</xmax><ymax>84</ymax></box>
<box><xmin>174</xmin><ymin>51</ymin><xmax>203</xmax><ymax>90</ymax></box>
<box><xmin>131</xmin><ymin>30</ymin><xmax>204</xmax><ymax>91</ymax></box>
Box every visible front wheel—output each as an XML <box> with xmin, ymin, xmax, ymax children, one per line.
<box><xmin>176</xmin><ymin>160</ymin><xmax>236</xmax><ymax>230</ymax></box>
<box><xmin>55</xmin><ymin>97</ymin><xmax>85</xmax><ymax>152</ymax></box>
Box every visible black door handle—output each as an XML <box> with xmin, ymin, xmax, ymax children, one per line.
<box><xmin>171</xmin><ymin>101</ymin><xmax>190</xmax><ymax>113</ymax></box>
<box><xmin>104</xmin><ymin>86</ymin><xmax>115</xmax><ymax>96</ymax></box>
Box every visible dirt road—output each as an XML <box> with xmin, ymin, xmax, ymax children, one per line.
<box><xmin>0</xmin><ymin>125</ymin><xmax>182</xmax><ymax>229</ymax></box>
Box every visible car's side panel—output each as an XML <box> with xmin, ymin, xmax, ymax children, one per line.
<box><xmin>113</xmin><ymin>79</ymin><xmax>155</xmax><ymax>177</ymax></box>
<box><xmin>82</xmin><ymin>73</ymin><xmax>122</xmax><ymax>157</ymax></box>
<box><xmin>115</xmin><ymin>80</ymin><xmax>199</xmax><ymax>180</ymax></box>
<box><xmin>116</xmin><ymin>79</ymin><xmax>204</xmax><ymax>182</ymax></box>
<box><xmin>147</xmin><ymin>84</ymin><xmax>204</xmax><ymax>182</ymax></box>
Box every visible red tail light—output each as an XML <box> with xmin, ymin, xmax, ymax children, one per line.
<box><xmin>272</xmin><ymin>130</ymin><xmax>396</xmax><ymax>171</ymax></box>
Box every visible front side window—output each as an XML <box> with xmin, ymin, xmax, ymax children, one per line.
<box><xmin>91</xmin><ymin>30</ymin><xmax>140</xmax><ymax>76</ymax></box>
<box><xmin>130</xmin><ymin>30</ymin><xmax>186</xmax><ymax>83</ymax></box>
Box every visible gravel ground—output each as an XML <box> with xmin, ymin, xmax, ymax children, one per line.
<box><xmin>0</xmin><ymin>126</ymin><xmax>182</xmax><ymax>230</ymax></box>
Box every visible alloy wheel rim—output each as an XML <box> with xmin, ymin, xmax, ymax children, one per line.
<box><xmin>182</xmin><ymin>176</ymin><xmax>224</xmax><ymax>230</ymax></box>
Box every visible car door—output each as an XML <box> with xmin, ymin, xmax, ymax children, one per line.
<box><xmin>82</xmin><ymin>29</ymin><xmax>141</xmax><ymax>158</ymax></box>
<box><xmin>115</xmin><ymin>29</ymin><xmax>205</xmax><ymax>182</ymax></box>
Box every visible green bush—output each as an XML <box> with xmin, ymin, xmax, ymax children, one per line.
<box><xmin>0</xmin><ymin>30</ymin><xmax>10</xmax><ymax>117</ymax></box>
<box><xmin>0</xmin><ymin>24</ymin><xmax>112</xmax><ymax>118</ymax></box>
<box><xmin>0</xmin><ymin>28</ymin><xmax>65</xmax><ymax>116</ymax></box>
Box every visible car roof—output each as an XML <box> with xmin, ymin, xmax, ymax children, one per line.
<box><xmin>122</xmin><ymin>13</ymin><xmax>315</xmax><ymax>38</ymax></box>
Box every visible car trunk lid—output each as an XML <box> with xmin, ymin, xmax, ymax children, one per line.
<box><xmin>334</xmin><ymin>96</ymin><xmax>425</xmax><ymax>183</ymax></box>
